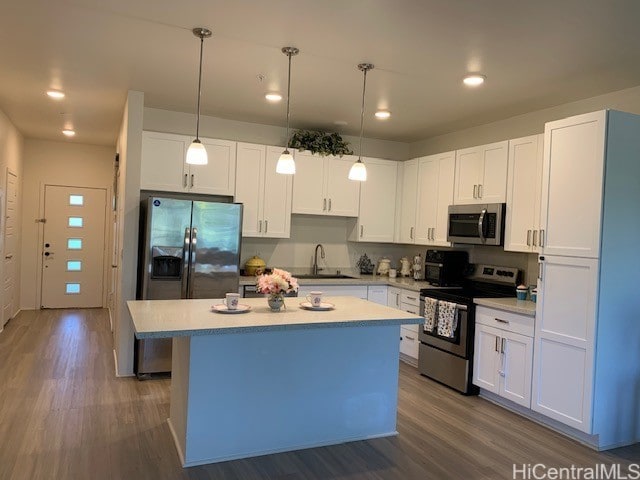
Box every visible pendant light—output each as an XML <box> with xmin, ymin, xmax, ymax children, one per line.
<box><xmin>276</xmin><ymin>46</ymin><xmax>299</xmax><ymax>175</ymax></box>
<box><xmin>186</xmin><ymin>27</ymin><xmax>212</xmax><ymax>165</ymax></box>
<box><xmin>348</xmin><ymin>63</ymin><xmax>374</xmax><ymax>181</ymax></box>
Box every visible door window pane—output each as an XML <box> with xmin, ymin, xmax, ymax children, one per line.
<box><xmin>69</xmin><ymin>195</ymin><xmax>84</xmax><ymax>206</ymax></box>
<box><xmin>65</xmin><ymin>283</ymin><xmax>81</xmax><ymax>294</ymax></box>
<box><xmin>67</xmin><ymin>238</ymin><xmax>82</xmax><ymax>250</ymax></box>
<box><xmin>67</xmin><ymin>261</ymin><xmax>82</xmax><ymax>271</ymax></box>
<box><xmin>68</xmin><ymin>217</ymin><xmax>83</xmax><ymax>228</ymax></box>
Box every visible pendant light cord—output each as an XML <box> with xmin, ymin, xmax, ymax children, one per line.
<box><xmin>284</xmin><ymin>51</ymin><xmax>293</xmax><ymax>150</ymax></box>
<box><xmin>195</xmin><ymin>33</ymin><xmax>205</xmax><ymax>141</ymax></box>
<box><xmin>357</xmin><ymin>67</ymin><xmax>368</xmax><ymax>162</ymax></box>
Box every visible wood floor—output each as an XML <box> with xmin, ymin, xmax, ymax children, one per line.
<box><xmin>0</xmin><ymin>310</ymin><xmax>637</xmax><ymax>480</ymax></box>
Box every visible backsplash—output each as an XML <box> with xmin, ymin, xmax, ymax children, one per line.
<box><xmin>240</xmin><ymin>215</ymin><xmax>538</xmax><ymax>284</ymax></box>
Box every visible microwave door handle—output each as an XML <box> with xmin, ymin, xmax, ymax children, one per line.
<box><xmin>478</xmin><ymin>208</ymin><xmax>487</xmax><ymax>243</ymax></box>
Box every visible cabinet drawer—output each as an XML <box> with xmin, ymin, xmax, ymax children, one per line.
<box><xmin>476</xmin><ymin>306</ymin><xmax>534</xmax><ymax>337</ymax></box>
<box><xmin>402</xmin><ymin>322</ymin><xmax>419</xmax><ymax>334</ymax></box>
<box><xmin>400</xmin><ymin>290</ymin><xmax>420</xmax><ymax>306</ymax></box>
<box><xmin>399</xmin><ymin>302</ymin><xmax>420</xmax><ymax>316</ymax></box>
<box><xmin>400</xmin><ymin>326</ymin><xmax>419</xmax><ymax>359</ymax></box>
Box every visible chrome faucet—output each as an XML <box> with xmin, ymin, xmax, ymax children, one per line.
<box><xmin>312</xmin><ymin>244</ymin><xmax>325</xmax><ymax>275</ymax></box>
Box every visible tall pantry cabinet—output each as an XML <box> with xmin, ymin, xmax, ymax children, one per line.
<box><xmin>533</xmin><ymin>110</ymin><xmax>640</xmax><ymax>449</ymax></box>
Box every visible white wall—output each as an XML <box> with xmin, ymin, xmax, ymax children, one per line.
<box><xmin>19</xmin><ymin>139</ymin><xmax>115</xmax><ymax>310</ymax></box>
<box><xmin>143</xmin><ymin>107</ymin><xmax>411</xmax><ymax>161</ymax></box>
<box><xmin>113</xmin><ymin>91</ymin><xmax>144</xmax><ymax>376</ymax></box>
<box><xmin>0</xmin><ymin>109</ymin><xmax>24</xmax><ymax>326</ymax></box>
<box><xmin>410</xmin><ymin>85</ymin><xmax>640</xmax><ymax>156</ymax></box>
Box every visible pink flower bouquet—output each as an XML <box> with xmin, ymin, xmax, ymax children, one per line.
<box><xmin>256</xmin><ymin>268</ymin><xmax>299</xmax><ymax>295</ymax></box>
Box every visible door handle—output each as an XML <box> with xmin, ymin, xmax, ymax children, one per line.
<box><xmin>190</xmin><ymin>174</ymin><xmax>195</xmax><ymax>188</ymax></box>
<box><xmin>538</xmin><ymin>256</ymin><xmax>544</xmax><ymax>280</ymax></box>
<box><xmin>323</xmin><ymin>198</ymin><xmax>327</xmax><ymax>211</ymax></box>
<box><xmin>526</xmin><ymin>229</ymin><xmax>531</xmax><ymax>246</ymax></box>
<box><xmin>360</xmin><ymin>225</ymin><xmax>364</xmax><ymax>238</ymax></box>
<box><xmin>501</xmin><ymin>337</ymin><xmax>506</xmax><ymax>354</ymax></box>
<box><xmin>473</xmin><ymin>184</ymin><xmax>477</xmax><ymax>199</ymax></box>
<box><xmin>264</xmin><ymin>220</ymin><xmax>268</xmax><ymax>233</ymax></box>
<box><xmin>410</xmin><ymin>227</ymin><xmax>414</xmax><ymax>240</ymax></box>
<box><xmin>495</xmin><ymin>318</ymin><xmax>509</xmax><ymax>324</ymax></box>
<box><xmin>478</xmin><ymin>184</ymin><xmax>483</xmax><ymax>198</ymax></box>
<box><xmin>258</xmin><ymin>220</ymin><xmax>262</xmax><ymax>233</ymax></box>
<box><xmin>532</xmin><ymin>229</ymin><xmax>538</xmax><ymax>247</ymax></box>
<box><xmin>539</xmin><ymin>229</ymin><xmax>545</xmax><ymax>247</ymax></box>
<box><xmin>495</xmin><ymin>336</ymin><xmax>500</xmax><ymax>352</ymax></box>
<box><xmin>183</xmin><ymin>174</ymin><xmax>188</xmax><ymax>188</ymax></box>
<box><xmin>328</xmin><ymin>199</ymin><xmax>332</xmax><ymax>211</ymax></box>
<box><xmin>188</xmin><ymin>227</ymin><xmax>198</xmax><ymax>298</ymax></box>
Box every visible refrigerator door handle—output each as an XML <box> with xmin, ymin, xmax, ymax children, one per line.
<box><xmin>188</xmin><ymin>227</ymin><xmax>198</xmax><ymax>298</ymax></box>
<box><xmin>181</xmin><ymin>227</ymin><xmax>191</xmax><ymax>299</ymax></box>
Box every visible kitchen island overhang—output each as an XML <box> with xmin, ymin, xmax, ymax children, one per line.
<box><xmin>127</xmin><ymin>296</ymin><xmax>423</xmax><ymax>467</ymax></box>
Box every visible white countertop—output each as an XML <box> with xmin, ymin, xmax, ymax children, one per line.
<box><xmin>474</xmin><ymin>297</ymin><xmax>537</xmax><ymax>316</ymax></box>
<box><xmin>127</xmin><ymin>296</ymin><xmax>424</xmax><ymax>339</ymax></box>
<box><xmin>239</xmin><ymin>274</ymin><xmax>444</xmax><ymax>292</ymax></box>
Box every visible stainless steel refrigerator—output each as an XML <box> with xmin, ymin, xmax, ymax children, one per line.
<box><xmin>136</xmin><ymin>196</ymin><xmax>243</xmax><ymax>376</ymax></box>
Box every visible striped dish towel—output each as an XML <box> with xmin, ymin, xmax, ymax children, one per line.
<box><xmin>437</xmin><ymin>300</ymin><xmax>458</xmax><ymax>338</ymax></box>
<box><xmin>423</xmin><ymin>297</ymin><xmax>438</xmax><ymax>332</ymax></box>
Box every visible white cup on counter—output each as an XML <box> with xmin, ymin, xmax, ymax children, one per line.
<box><xmin>224</xmin><ymin>292</ymin><xmax>240</xmax><ymax>310</ymax></box>
<box><xmin>306</xmin><ymin>291</ymin><xmax>323</xmax><ymax>307</ymax></box>
<box><xmin>389</xmin><ymin>268</ymin><xmax>397</xmax><ymax>278</ymax></box>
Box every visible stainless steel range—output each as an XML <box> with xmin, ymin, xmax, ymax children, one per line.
<box><xmin>419</xmin><ymin>264</ymin><xmax>520</xmax><ymax>395</ymax></box>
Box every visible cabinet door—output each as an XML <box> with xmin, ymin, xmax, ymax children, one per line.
<box><xmin>387</xmin><ymin>286</ymin><xmax>401</xmax><ymax>309</ymax></box>
<box><xmin>400</xmin><ymin>326</ymin><xmax>419</xmax><ymax>360</ymax></box>
<box><xmin>433</xmin><ymin>153</ymin><xmax>455</xmax><ymax>246</ymax></box>
<box><xmin>454</xmin><ymin>146</ymin><xmax>482</xmax><ymax>204</ymax></box>
<box><xmin>500</xmin><ymin>331</ymin><xmax>533</xmax><ymax>408</ymax></box>
<box><xmin>478</xmin><ymin>141</ymin><xmax>508</xmax><ymax>203</ymax></box>
<box><xmin>326</xmin><ymin>156</ymin><xmax>360</xmax><ymax>217</ymax></box>
<box><xmin>505</xmin><ymin>135</ymin><xmax>542</xmax><ymax>252</ymax></box>
<box><xmin>415</xmin><ymin>156</ymin><xmax>438</xmax><ymax>244</ymax></box>
<box><xmin>357</xmin><ymin>158</ymin><xmax>397</xmax><ymax>242</ymax></box>
<box><xmin>291</xmin><ymin>151</ymin><xmax>326</xmax><ymax>215</ymax></box>
<box><xmin>235</xmin><ymin>143</ymin><xmax>265</xmax><ymax>237</ymax></box>
<box><xmin>473</xmin><ymin>324</ymin><xmax>500</xmax><ymax>394</ymax></box>
<box><xmin>190</xmin><ymin>138</ymin><xmax>236</xmax><ymax>195</ymax></box>
<box><xmin>540</xmin><ymin>111</ymin><xmax>606</xmax><ymax>258</ymax></box>
<box><xmin>140</xmin><ymin>131</ymin><xmax>187</xmax><ymax>192</ymax></box>
<box><xmin>398</xmin><ymin>159</ymin><xmax>418</xmax><ymax>243</ymax></box>
<box><xmin>367</xmin><ymin>285</ymin><xmax>388</xmax><ymax>305</ymax></box>
<box><xmin>532</xmin><ymin>255</ymin><xmax>598</xmax><ymax>432</ymax></box>
<box><xmin>263</xmin><ymin>146</ymin><xmax>293</xmax><ymax>238</ymax></box>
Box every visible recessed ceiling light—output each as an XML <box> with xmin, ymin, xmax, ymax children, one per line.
<box><xmin>375</xmin><ymin>110</ymin><xmax>391</xmax><ymax>119</ymax></box>
<box><xmin>62</xmin><ymin>129</ymin><xmax>75</xmax><ymax>137</ymax></box>
<box><xmin>265</xmin><ymin>92</ymin><xmax>283</xmax><ymax>102</ymax></box>
<box><xmin>463</xmin><ymin>74</ymin><xmax>486</xmax><ymax>87</ymax></box>
<box><xmin>47</xmin><ymin>90</ymin><xmax>65</xmax><ymax>99</ymax></box>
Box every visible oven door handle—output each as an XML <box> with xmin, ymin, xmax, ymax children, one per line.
<box><xmin>478</xmin><ymin>208</ymin><xmax>487</xmax><ymax>244</ymax></box>
<box><xmin>421</xmin><ymin>297</ymin><xmax>468</xmax><ymax>312</ymax></box>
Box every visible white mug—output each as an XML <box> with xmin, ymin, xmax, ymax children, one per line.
<box><xmin>224</xmin><ymin>293</ymin><xmax>240</xmax><ymax>310</ymax></box>
<box><xmin>306</xmin><ymin>291</ymin><xmax>323</xmax><ymax>307</ymax></box>
<box><xmin>389</xmin><ymin>268</ymin><xmax>397</xmax><ymax>278</ymax></box>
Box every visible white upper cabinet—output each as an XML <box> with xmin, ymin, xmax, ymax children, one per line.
<box><xmin>292</xmin><ymin>152</ymin><xmax>360</xmax><ymax>217</ymax></box>
<box><xmin>140</xmin><ymin>131</ymin><xmax>236</xmax><ymax>196</ymax></box>
<box><xmin>415</xmin><ymin>151</ymin><xmax>455</xmax><ymax>246</ymax></box>
<box><xmin>454</xmin><ymin>140</ymin><xmax>508</xmax><ymax>204</ymax></box>
<box><xmin>348</xmin><ymin>157</ymin><xmax>397</xmax><ymax>242</ymax></box>
<box><xmin>539</xmin><ymin>111</ymin><xmax>606</xmax><ymax>258</ymax></box>
<box><xmin>397</xmin><ymin>159</ymin><xmax>418</xmax><ymax>243</ymax></box>
<box><xmin>504</xmin><ymin>135</ymin><xmax>544</xmax><ymax>253</ymax></box>
<box><xmin>235</xmin><ymin>143</ymin><xmax>292</xmax><ymax>238</ymax></box>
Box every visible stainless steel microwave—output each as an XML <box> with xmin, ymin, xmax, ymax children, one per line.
<box><xmin>447</xmin><ymin>203</ymin><xmax>506</xmax><ymax>246</ymax></box>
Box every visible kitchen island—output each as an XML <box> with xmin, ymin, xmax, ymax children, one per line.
<box><xmin>127</xmin><ymin>296</ymin><xmax>423</xmax><ymax>467</ymax></box>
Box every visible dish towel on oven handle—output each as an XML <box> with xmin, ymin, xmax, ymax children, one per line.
<box><xmin>437</xmin><ymin>300</ymin><xmax>458</xmax><ymax>338</ymax></box>
<box><xmin>423</xmin><ymin>297</ymin><xmax>438</xmax><ymax>332</ymax></box>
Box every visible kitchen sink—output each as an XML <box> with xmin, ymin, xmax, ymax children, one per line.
<box><xmin>295</xmin><ymin>274</ymin><xmax>357</xmax><ymax>280</ymax></box>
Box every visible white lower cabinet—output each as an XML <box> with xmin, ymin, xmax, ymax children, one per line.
<box><xmin>387</xmin><ymin>287</ymin><xmax>421</xmax><ymax>361</ymax></box>
<box><xmin>366</xmin><ymin>285</ymin><xmax>388</xmax><ymax>305</ymax></box>
<box><xmin>473</xmin><ymin>306</ymin><xmax>534</xmax><ymax>408</ymax></box>
<box><xmin>297</xmin><ymin>284</ymin><xmax>367</xmax><ymax>300</ymax></box>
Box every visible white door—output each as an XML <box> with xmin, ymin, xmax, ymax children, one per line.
<box><xmin>433</xmin><ymin>153</ymin><xmax>455</xmax><ymax>246</ymax></box>
<box><xmin>235</xmin><ymin>143</ymin><xmax>265</xmax><ymax>237</ymax></box>
<box><xmin>3</xmin><ymin>170</ymin><xmax>18</xmax><ymax>325</ymax></box>
<box><xmin>41</xmin><ymin>186</ymin><xmax>107</xmax><ymax>308</ymax></box>
<box><xmin>263</xmin><ymin>146</ymin><xmax>293</xmax><ymax>238</ymax></box>
<box><xmin>325</xmin><ymin>156</ymin><xmax>360</xmax><ymax>217</ymax></box>
<box><xmin>357</xmin><ymin>157</ymin><xmax>397</xmax><ymax>242</ymax></box>
<box><xmin>473</xmin><ymin>324</ymin><xmax>500</xmax><ymax>393</ymax></box>
<box><xmin>291</xmin><ymin>151</ymin><xmax>325</xmax><ymax>215</ymax></box>
<box><xmin>398</xmin><ymin>159</ymin><xmax>418</xmax><ymax>243</ymax></box>
<box><xmin>500</xmin><ymin>331</ymin><xmax>533</xmax><ymax>408</ymax></box>
<box><xmin>140</xmin><ymin>131</ymin><xmax>187</xmax><ymax>192</ymax></box>
<box><xmin>540</xmin><ymin>111</ymin><xmax>606</xmax><ymax>258</ymax></box>
<box><xmin>478</xmin><ymin>141</ymin><xmax>508</xmax><ymax>203</ymax></box>
<box><xmin>454</xmin><ymin>146</ymin><xmax>482</xmax><ymax>204</ymax></box>
<box><xmin>191</xmin><ymin>138</ymin><xmax>236</xmax><ymax>196</ymax></box>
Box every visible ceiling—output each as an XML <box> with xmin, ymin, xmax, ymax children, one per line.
<box><xmin>2</xmin><ymin>0</ymin><xmax>640</xmax><ymax>146</ymax></box>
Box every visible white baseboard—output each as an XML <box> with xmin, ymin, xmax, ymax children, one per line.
<box><xmin>113</xmin><ymin>349</ymin><xmax>135</xmax><ymax>377</ymax></box>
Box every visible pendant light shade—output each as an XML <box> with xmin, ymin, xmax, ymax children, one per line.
<box><xmin>276</xmin><ymin>47</ymin><xmax>299</xmax><ymax>175</ymax></box>
<box><xmin>348</xmin><ymin>63</ymin><xmax>374</xmax><ymax>182</ymax></box>
<box><xmin>186</xmin><ymin>27</ymin><xmax>212</xmax><ymax>165</ymax></box>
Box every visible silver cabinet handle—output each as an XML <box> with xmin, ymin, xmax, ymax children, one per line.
<box><xmin>495</xmin><ymin>318</ymin><xmax>509</xmax><ymax>324</ymax></box>
<box><xmin>406</xmin><ymin>296</ymin><xmax>417</xmax><ymax>301</ymax></box>
<box><xmin>473</xmin><ymin>184</ymin><xmax>478</xmax><ymax>199</ymax></box>
<box><xmin>431</xmin><ymin>227</ymin><xmax>435</xmax><ymax>240</ymax></box>
<box><xmin>538</xmin><ymin>257</ymin><xmax>544</xmax><ymax>280</ymax></box>
<box><xmin>264</xmin><ymin>220</ymin><xmax>268</xmax><ymax>233</ymax></box>
<box><xmin>183</xmin><ymin>173</ymin><xmax>188</xmax><ymax>188</ymax></box>
<box><xmin>190</xmin><ymin>174</ymin><xmax>195</xmax><ymax>188</ymax></box>
<box><xmin>495</xmin><ymin>336</ymin><xmax>500</xmax><ymax>352</ymax></box>
<box><xmin>532</xmin><ymin>229</ymin><xmax>538</xmax><ymax>247</ymax></box>
<box><xmin>501</xmin><ymin>337</ymin><xmax>506</xmax><ymax>354</ymax></box>
<box><xmin>258</xmin><ymin>220</ymin><xmax>262</xmax><ymax>233</ymax></box>
<box><xmin>526</xmin><ymin>230</ymin><xmax>531</xmax><ymax>246</ymax></box>
<box><xmin>323</xmin><ymin>198</ymin><xmax>327</xmax><ymax>211</ymax></box>
<box><xmin>360</xmin><ymin>225</ymin><xmax>364</xmax><ymax>238</ymax></box>
<box><xmin>405</xmin><ymin>334</ymin><xmax>415</xmax><ymax>341</ymax></box>
<box><xmin>396</xmin><ymin>293</ymin><xmax>399</xmax><ymax>307</ymax></box>
<box><xmin>410</xmin><ymin>226</ymin><xmax>414</xmax><ymax>240</ymax></box>
<box><xmin>539</xmin><ymin>229</ymin><xmax>545</xmax><ymax>247</ymax></box>
<box><xmin>478</xmin><ymin>184</ymin><xmax>483</xmax><ymax>198</ymax></box>
<box><xmin>328</xmin><ymin>198</ymin><xmax>332</xmax><ymax>211</ymax></box>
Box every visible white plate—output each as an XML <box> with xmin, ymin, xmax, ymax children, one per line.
<box><xmin>211</xmin><ymin>304</ymin><xmax>252</xmax><ymax>314</ymax></box>
<box><xmin>299</xmin><ymin>301</ymin><xmax>335</xmax><ymax>311</ymax></box>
